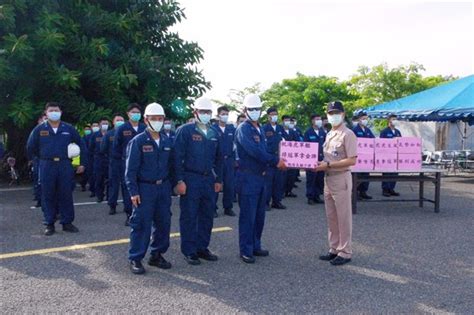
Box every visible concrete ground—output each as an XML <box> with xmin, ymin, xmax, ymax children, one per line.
<box><xmin>0</xmin><ymin>173</ymin><xmax>473</xmax><ymax>314</ymax></box>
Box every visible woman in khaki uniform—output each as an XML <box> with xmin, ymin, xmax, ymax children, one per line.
<box><xmin>314</xmin><ymin>101</ymin><xmax>357</xmax><ymax>266</ymax></box>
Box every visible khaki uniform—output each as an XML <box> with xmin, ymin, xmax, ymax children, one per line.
<box><xmin>323</xmin><ymin>125</ymin><xmax>357</xmax><ymax>259</ymax></box>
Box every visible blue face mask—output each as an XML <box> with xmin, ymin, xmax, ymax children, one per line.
<box><xmin>198</xmin><ymin>113</ymin><xmax>211</xmax><ymax>124</ymax></box>
<box><xmin>115</xmin><ymin>121</ymin><xmax>125</xmax><ymax>128</ymax></box>
<box><xmin>130</xmin><ymin>113</ymin><xmax>141</xmax><ymax>122</ymax></box>
<box><xmin>84</xmin><ymin>130</ymin><xmax>92</xmax><ymax>135</ymax></box>
<box><xmin>47</xmin><ymin>111</ymin><xmax>61</xmax><ymax>122</ymax></box>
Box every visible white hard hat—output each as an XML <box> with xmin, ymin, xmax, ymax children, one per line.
<box><xmin>68</xmin><ymin>143</ymin><xmax>80</xmax><ymax>159</ymax></box>
<box><xmin>144</xmin><ymin>102</ymin><xmax>165</xmax><ymax>116</ymax></box>
<box><xmin>243</xmin><ymin>94</ymin><xmax>262</xmax><ymax>109</ymax></box>
<box><xmin>193</xmin><ymin>97</ymin><xmax>213</xmax><ymax>110</ymax></box>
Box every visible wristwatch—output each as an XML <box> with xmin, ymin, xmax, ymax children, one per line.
<box><xmin>327</xmin><ymin>161</ymin><xmax>331</xmax><ymax>168</ymax></box>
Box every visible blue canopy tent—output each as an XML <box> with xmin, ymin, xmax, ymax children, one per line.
<box><xmin>358</xmin><ymin>74</ymin><xmax>474</xmax><ymax>125</ymax></box>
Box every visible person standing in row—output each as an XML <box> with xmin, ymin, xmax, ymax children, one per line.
<box><xmin>89</xmin><ymin>118</ymin><xmax>110</xmax><ymax>203</ymax></box>
<box><xmin>87</xmin><ymin>122</ymin><xmax>100</xmax><ymax>198</ymax></box>
<box><xmin>161</xmin><ymin>118</ymin><xmax>176</xmax><ymax>142</ymax></box>
<box><xmin>282</xmin><ymin>115</ymin><xmax>299</xmax><ymax>198</ymax></box>
<box><xmin>211</xmin><ymin>106</ymin><xmax>237</xmax><ymax>217</ymax></box>
<box><xmin>315</xmin><ymin>101</ymin><xmax>357</xmax><ymax>266</ymax></box>
<box><xmin>263</xmin><ymin>108</ymin><xmax>286</xmax><ymax>210</ymax></box>
<box><xmin>31</xmin><ymin>114</ymin><xmax>47</xmax><ymax>208</ymax></box>
<box><xmin>304</xmin><ymin>114</ymin><xmax>327</xmax><ymax>205</ymax></box>
<box><xmin>352</xmin><ymin>111</ymin><xmax>375</xmax><ymax>200</ymax></box>
<box><xmin>26</xmin><ymin>102</ymin><xmax>86</xmax><ymax>236</ymax></box>
<box><xmin>380</xmin><ymin>114</ymin><xmax>402</xmax><ymax>197</ymax></box>
<box><xmin>113</xmin><ymin>104</ymin><xmax>146</xmax><ymax>225</ymax></box>
<box><xmin>174</xmin><ymin>97</ymin><xmax>223</xmax><ymax>265</ymax></box>
<box><xmin>100</xmin><ymin>114</ymin><xmax>125</xmax><ymax>214</ymax></box>
<box><xmin>125</xmin><ymin>103</ymin><xmax>174</xmax><ymax>275</ymax></box>
<box><xmin>235</xmin><ymin>94</ymin><xmax>287</xmax><ymax>263</ymax></box>
<box><xmin>80</xmin><ymin>125</ymin><xmax>92</xmax><ymax>192</ymax></box>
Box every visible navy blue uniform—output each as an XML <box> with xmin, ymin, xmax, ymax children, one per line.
<box><xmin>235</xmin><ymin>121</ymin><xmax>279</xmax><ymax>256</ymax></box>
<box><xmin>352</xmin><ymin>124</ymin><xmax>375</xmax><ymax>193</ymax></box>
<box><xmin>113</xmin><ymin>122</ymin><xmax>146</xmax><ymax>215</ymax></box>
<box><xmin>211</xmin><ymin>123</ymin><xmax>236</xmax><ymax>211</ymax></box>
<box><xmin>380</xmin><ymin>127</ymin><xmax>402</xmax><ymax>191</ymax></box>
<box><xmin>32</xmin><ymin>156</ymin><xmax>41</xmax><ymax>203</ymax></box>
<box><xmin>89</xmin><ymin>131</ymin><xmax>108</xmax><ymax>200</ymax></box>
<box><xmin>304</xmin><ymin>127</ymin><xmax>327</xmax><ymax>200</ymax></box>
<box><xmin>80</xmin><ymin>133</ymin><xmax>92</xmax><ymax>191</ymax></box>
<box><xmin>26</xmin><ymin>122</ymin><xmax>86</xmax><ymax>225</ymax></box>
<box><xmin>161</xmin><ymin>130</ymin><xmax>176</xmax><ymax>142</ymax></box>
<box><xmin>101</xmin><ymin>129</ymin><xmax>119</xmax><ymax>208</ymax></box>
<box><xmin>125</xmin><ymin>130</ymin><xmax>174</xmax><ymax>261</ymax></box>
<box><xmin>263</xmin><ymin>123</ymin><xmax>285</xmax><ymax>206</ymax></box>
<box><xmin>174</xmin><ymin>123</ymin><xmax>223</xmax><ymax>257</ymax></box>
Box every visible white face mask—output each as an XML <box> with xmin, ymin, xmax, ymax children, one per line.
<box><xmin>163</xmin><ymin>123</ymin><xmax>171</xmax><ymax>130</ymax></box>
<box><xmin>247</xmin><ymin>110</ymin><xmax>261</xmax><ymax>121</ymax></box>
<box><xmin>198</xmin><ymin>113</ymin><xmax>211</xmax><ymax>124</ymax></box>
<box><xmin>360</xmin><ymin>119</ymin><xmax>369</xmax><ymax>126</ymax></box>
<box><xmin>289</xmin><ymin>123</ymin><xmax>295</xmax><ymax>129</ymax></box>
<box><xmin>391</xmin><ymin>119</ymin><xmax>398</xmax><ymax>127</ymax></box>
<box><xmin>283</xmin><ymin>121</ymin><xmax>291</xmax><ymax>127</ymax></box>
<box><xmin>101</xmin><ymin>124</ymin><xmax>109</xmax><ymax>131</ymax></box>
<box><xmin>47</xmin><ymin>111</ymin><xmax>61</xmax><ymax>122</ymax></box>
<box><xmin>328</xmin><ymin>114</ymin><xmax>343</xmax><ymax>127</ymax></box>
<box><xmin>92</xmin><ymin>126</ymin><xmax>100</xmax><ymax>133</ymax></box>
<box><xmin>314</xmin><ymin>119</ymin><xmax>322</xmax><ymax>128</ymax></box>
<box><xmin>148</xmin><ymin>120</ymin><xmax>163</xmax><ymax>132</ymax></box>
<box><xmin>219</xmin><ymin>115</ymin><xmax>229</xmax><ymax>123</ymax></box>
<box><xmin>270</xmin><ymin>115</ymin><xmax>278</xmax><ymax>123</ymax></box>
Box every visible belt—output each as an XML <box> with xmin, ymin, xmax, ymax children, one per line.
<box><xmin>185</xmin><ymin>169</ymin><xmax>212</xmax><ymax>176</ymax></box>
<box><xmin>40</xmin><ymin>157</ymin><xmax>69</xmax><ymax>162</ymax></box>
<box><xmin>138</xmin><ymin>179</ymin><xmax>168</xmax><ymax>185</ymax></box>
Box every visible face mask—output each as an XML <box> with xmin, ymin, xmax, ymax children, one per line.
<box><xmin>219</xmin><ymin>115</ymin><xmax>229</xmax><ymax>123</ymax></box>
<box><xmin>328</xmin><ymin>114</ymin><xmax>343</xmax><ymax>127</ymax></box>
<box><xmin>391</xmin><ymin>120</ymin><xmax>398</xmax><ymax>127</ymax></box>
<box><xmin>198</xmin><ymin>113</ymin><xmax>211</xmax><ymax>124</ymax></box>
<box><xmin>283</xmin><ymin>121</ymin><xmax>291</xmax><ymax>127</ymax></box>
<box><xmin>289</xmin><ymin>123</ymin><xmax>295</xmax><ymax>129</ymax></box>
<box><xmin>130</xmin><ymin>113</ymin><xmax>141</xmax><ymax>122</ymax></box>
<box><xmin>270</xmin><ymin>115</ymin><xmax>278</xmax><ymax>123</ymax></box>
<box><xmin>92</xmin><ymin>126</ymin><xmax>100</xmax><ymax>133</ymax></box>
<box><xmin>247</xmin><ymin>110</ymin><xmax>261</xmax><ymax>121</ymax></box>
<box><xmin>84</xmin><ymin>130</ymin><xmax>92</xmax><ymax>135</ymax></box>
<box><xmin>101</xmin><ymin>124</ymin><xmax>109</xmax><ymax>131</ymax></box>
<box><xmin>163</xmin><ymin>123</ymin><xmax>171</xmax><ymax>131</ymax></box>
<box><xmin>314</xmin><ymin>119</ymin><xmax>322</xmax><ymax>128</ymax></box>
<box><xmin>47</xmin><ymin>111</ymin><xmax>61</xmax><ymax>122</ymax></box>
<box><xmin>360</xmin><ymin>119</ymin><xmax>369</xmax><ymax>126</ymax></box>
<box><xmin>148</xmin><ymin>120</ymin><xmax>163</xmax><ymax>132</ymax></box>
<box><xmin>115</xmin><ymin>121</ymin><xmax>124</xmax><ymax>128</ymax></box>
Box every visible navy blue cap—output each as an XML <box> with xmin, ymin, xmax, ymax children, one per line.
<box><xmin>327</xmin><ymin>101</ymin><xmax>344</xmax><ymax>113</ymax></box>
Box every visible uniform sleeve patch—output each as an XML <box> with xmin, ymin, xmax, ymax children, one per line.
<box><xmin>192</xmin><ymin>134</ymin><xmax>202</xmax><ymax>141</ymax></box>
<box><xmin>142</xmin><ymin>145</ymin><xmax>154</xmax><ymax>152</ymax></box>
<box><xmin>40</xmin><ymin>130</ymin><xmax>49</xmax><ymax>136</ymax></box>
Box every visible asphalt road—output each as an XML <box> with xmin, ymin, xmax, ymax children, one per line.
<box><xmin>1</xmin><ymin>173</ymin><xmax>473</xmax><ymax>313</ymax></box>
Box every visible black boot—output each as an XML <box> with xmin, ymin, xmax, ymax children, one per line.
<box><xmin>359</xmin><ymin>192</ymin><xmax>373</xmax><ymax>200</ymax></box>
<box><xmin>224</xmin><ymin>208</ymin><xmax>236</xmax><ymax>217</ymax></box>
<box><xmin>129</xmin><ymin>260</ymin><xmax>145</xmax><ymax>274</ymax></box>
<box><xmin>44</xmin><ymin>224</ymin><xmax>55</xmax><ymax>236</ymax></box>
<box><xmin>148</xmin><ymin>253</ymin><xmax>172</xmax><ymax>269</ymax></box>
<box><xmin>109</xmin><ymin>205</ymin><xmax>116</xmax><ymax>215</ymax></box>
<box><xmin>62</xmin><ymin>223</ymin><xmax>79</xmax><ymax>233</ymax></box>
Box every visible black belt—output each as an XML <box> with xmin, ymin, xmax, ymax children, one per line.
<box><xmin>138</xmin><ymin>179</ymin><xmax>168</xmax><ymax>185</ymax></box>
<box><xmin>40</xmin><ymin>157</ymin><xmax>69</xmax><ymax>162</ymax></box>
<box><xmin>185</xmin><ymin>169</ymin><xmax>212</xmax><ymax>176</ymax></box>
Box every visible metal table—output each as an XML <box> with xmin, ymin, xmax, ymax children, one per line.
<box><xmin>351</xmin><ymin>168</ymin><xmax>444</xmax><ymax>214</ymax></box>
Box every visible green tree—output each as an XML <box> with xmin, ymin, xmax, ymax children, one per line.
<box><xmin>261</xmin><ymin>73</ymin><xmax>357</xmax><ymax>129</ymax></box>
<box><xmin>213</xmin><ymin>83</ymin><xmax>263</xmax><ymax>113</ymax></box>
<box><xmin>0</xmin><ymin>0</ymin><xmax>210</xmax><ymax>171</ymax></box>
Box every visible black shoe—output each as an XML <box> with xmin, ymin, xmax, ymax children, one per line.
<box><xmin>314</xmin><ymin>196</ymin><xmax>324</xmax><ymax>204</ymax></box>
<box><xmin>296</xmin><ymin>178</ymin><xmax>302</xmax><ymax>182</ymax></box>
<box><xmin>224</xmin><ymin>208</ymin><xmax>236</xmax><ymax>217</ymax></box>
<box><xmin>148</xmin><ymin>253</ymin><xmax>172</xmax><ymax>269</ymax></box>
<box><xmin>129</xmin><ymin>260</ymin><xmax>145</xmax><ymax>274</ymax></box>
<box><xmin>319</xmin><ymin>252</ymin><xmax>338</xmax><ymax>261</ymax></box>
<box><xmin>390</xmin><ymin>189</ymin><xmax>400</xmax><ymax>196</ymax></box>
<box><xmin>44</xmin><ymin>225</ymin><xmax>55</xmax><ymax>236</ymax></box>
<box><xmin>124</xmin><ymin>216</ymin><xmax>130</xmax><ymax>226</ymax></box>
<box><xmin>96</xmin><ymin>197</ymin><xmax>103</xmax><ymax>203</ymax></box>
<box><xmin>265</xmin><ymin>205</ymin><xmax>272</xmax><ymax>212</ymax></box>
<box><xmin>35</xmin><ymin>201</ymin><xmax>41</xmax><ymax>208</ymax></box>
<box><xmin>285</xmin><ymin>192</ymin><xmax>297</xmax><ymax>198</ymax></box>
<box><xmin>197</xmin><ymin>249</ymin><xmax>218</xmax><ymax>261</ymax></box>
<box><xmin>308</xmin><ymin>198</ymin><xmax>316</xmax><ymax>205</ymax></box>
<box><xmin>109</xmin><ymin>206</ymin><xmax>116</xmax><ymax>215</ymax></box>
<box><xmin>253</xmin><ymin>249</ymin><xmax>269</xmax><ymax>257</ymax></box>
<box><xmin>359</xmin><ymin>192</ymin><xmax>373</xmax><ymax>200</ymax></box>
<box><xmin>271</xmin><ymin>202</ymin><xmax>287</xmax><ymax>210</ymax></box>
<box><xmin>214</xmin><ymin>211</ymin><xmax>218</xmax><ymax>218</ymax></box>
<box><xmin>382</xmin><ymin>189</ymin><xmax>391</xmax><ymax>197</ymax></box>
<box><xmin>240</xmin><ymin>255</ymin><xmax>256</xmax><ymax>264</ymax></box>
<box><xmin>330</xmin><ymin>256</ymin><xmax>351</xmax><ymax>266</ymax></box>
<box><xmin>184</xmin><ymin>254</ymin><xmax>201</xmax><ymax>265</ymax></box>
<box><xmin>89</xmin><ymin>193</ymin><xmax>96</xmax><ymax>198</ymax></box>
<box><xmin>62</xmin><ymin>223</ymin><xmax>79</xmax><ymax>233</ymax></box>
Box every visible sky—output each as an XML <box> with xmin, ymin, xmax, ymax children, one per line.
<box><xmin>173</xmin><ymin>1</ymin><xmax>474</xmax><ymax>102</ymax></box>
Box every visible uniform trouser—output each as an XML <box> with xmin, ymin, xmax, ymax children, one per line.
<box><xmin>324</xmin><ymin>171</ymin><xmax>352</xmax><ymax>259</ymax></box>
<box><xmin>93</xmin><ymin>156</ymin><xmax>107</xmax><ymax>200</ymax></box>
<box><xmin>88</xmin><ymin>156</ymin><xmax>95</xmax><ymax>193</ymax></box>
<box><xmin>108</xmin><ymin>159</ymin><xmax>121</xmax><ymax>207</ymax></box>
<box><xmin>306</xmin><ymin>170</ymin><xmax>325</xmax><ymax>199</ymax></box>
<box><xmin>285</xmin><ymin>169</ymin><xmax>298</xmax><ymax>193</ymax></box>
<box><xmin>357</xmin><ymin>173</ymin><xmax>370</xmax><ymax>193</ymax></box>
<box><xmin>236</xmin><ymin>171</ymin><xmax>266</xmax><ymax>256</ymax></box>
<box><xmin>382</xmin><ymin>173</ymin><xmax>398</xmax><ymax>191</ymax></box>
<box><xmin>80</xmin><ymin>158</ymin><xmax>88</xmax><ymax>189</ymax></box>
<box><xmin>179</xmin><ymin>173</ymin><xmax>215</xmax><ymax>256</ymax></box>
<box><xmin>215</xmin><ymin>157</ymin><xmax>235</xmax><ymax>210</ymax></box>
<box><xmin>39</xmin><ymin>160</ymin><xmax>75</xmax><ymax>225</ymax></box>
<box><xmin>129</xmin><ymin>182</ymin><xmax>172</xmax><ymax>261</ymax></box>
<box><xmin>120</xmin><ymin>161</ymin><xmax>133</xmax><ymax>215</ymax></box>
<box><xmin>264</xmin><ymin>166</ymin><xmax>284</xmax><ymax>205</ymax></box>
<box><xmin>33</xmin><ymin>160</ymin><xmax>41</xmax><ymax>202</ymax></box>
